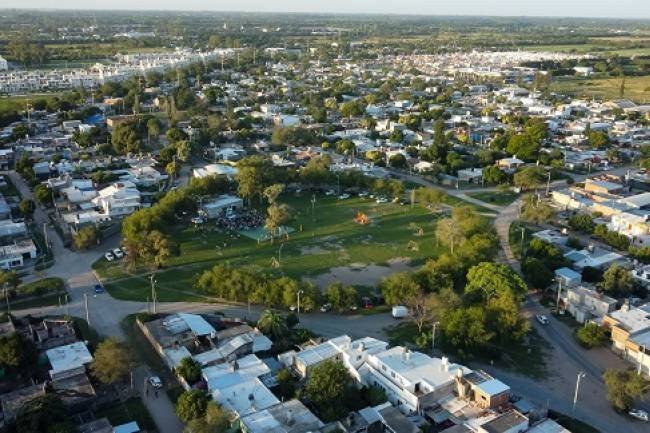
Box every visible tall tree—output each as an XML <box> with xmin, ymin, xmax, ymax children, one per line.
<box><xmin>91</xmin><ymin>337</ymin><xmax>131</xmax><ymax>384</ymax></box>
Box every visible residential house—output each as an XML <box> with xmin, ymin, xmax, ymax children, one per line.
<box><xmin>565</xmin><ymin>285</ymin><xmax>616</xmax><ymax>324</ymax></box>
<box><xmin>603</xmin><ymin>302</ymin><xmax>650</xmax><ymax>374</ymax></box>
<box><xmin>91</xmin><ymin>181</ymin><xmax>141</xmax><ymax>217</ymax></box>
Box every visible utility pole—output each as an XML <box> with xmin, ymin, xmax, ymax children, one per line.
<box><xmin>556</xmin><ymin>278</ymin><xmax>563</xmax><ymax>313</ymax></box>
<box><xmin>150</xmin><ymin>274</ymin><xmax>157</xmax><ymax>314</ymax></box>
<box><xmin>432</xmin><ymin>321</ymin><xmax>440</xmax><ymax>352</ymax></box>
<box><xmin>43</xmin><ymin>222</ymin><xmax>48</xmax><ymax>253</ymax></box>
<box><xmin>520</xmin><ymin>227</ymin><xmax>525</xmax><ymax>256</ymax></box>
<box><xmin>84</xmin><ymin>293</ymin><xmax>90</xmax><ymax>325</ymax></box>
<box><xmin>638</xmin><ymin>345</ymin><xmax>646</xmax><ymax>375</ymax></box>
<box><xmin>573</xmin><ymin>371</ymin><xmax>586</xmax><ymax>412</ymax></box>
<box><xmin>546</xmin><ymin>171</ymin><xmax>551</xmax><ymax>196</ymax></box>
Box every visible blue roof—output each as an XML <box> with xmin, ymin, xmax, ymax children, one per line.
<box><xmin>477</xmin><ymin>378</ymin><xmax>510</xmax><ymax>396</ymax></box>
<box><xmin>555</xmin><ymin>267</ymin><xmax>581</xmax><ymax>279</ymax></box>
<box><xmin>113</xmin><ymin>421</ymin><xmax>140</xmax><ymax>433</ymax></box>
<box><xmin>85</xmin><ymin>114</ymin><xmax>105</xmax><ymax>125</ymax></box>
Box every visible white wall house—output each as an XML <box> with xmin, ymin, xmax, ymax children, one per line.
<box><xmin>0</xmin><ymin>56</ymin><xmax>7</xmax><ymax>71</ymax></box>
<box><xmin>91</xmin><ymin>181</ymin><xmax>141</xmax><ymax>217</ymax></box>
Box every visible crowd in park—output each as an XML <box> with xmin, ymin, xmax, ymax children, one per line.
<box><xmin>216</xmin><ymin>208</ymin><xmax>264</xmax><ymax>232</ymax></box>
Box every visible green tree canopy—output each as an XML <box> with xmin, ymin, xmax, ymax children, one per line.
<box><xmin>176</xmin><ymin>390</ymin><xmax>208</xmax><ymax>423</ymax></box>
<box><xmin>91</xmin><ymin>337</ymin><xmax>131</xmax><ymax>384</ymax></box>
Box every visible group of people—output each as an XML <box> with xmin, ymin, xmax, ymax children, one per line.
<box><xmin>217</xmin><ymin>209</ymin><xmax>264</xmax><ymax>231</ymax></box>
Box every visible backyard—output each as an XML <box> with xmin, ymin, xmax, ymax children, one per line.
<box><xmin>94</xmin><ymin>194</ymin><xmax>460</xmax><ymax>301</ymax></box>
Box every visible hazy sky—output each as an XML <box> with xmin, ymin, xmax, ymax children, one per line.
<box><xmin>2</xmin><ymin>0</ymin><xmax>650</xmax><ymax>19</ymax></box>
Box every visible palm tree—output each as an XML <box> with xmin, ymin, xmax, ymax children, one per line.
<box><xmin>257</xmin><ymin>310</ymin><xmax>288</xmax><ymax>341</ymax></box>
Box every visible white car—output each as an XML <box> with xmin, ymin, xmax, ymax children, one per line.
<box><xmin>148</xmin><ymin>376</ymin><xmax>163</xmax><ymax>389</ymax></box>
<box><xmin>338</xmin><ymin>193</ymin><xmax>350</xmax><ymax>200</ymax></box>
<box><xmin>358</xmin><ymin>192</ymin><xmax>369</xmax><ymax>198</ymax></box>
<box><xmin>376</xmin><ymin>197</ymin><xmax>389</xmax><ymax>204</ymax></box>
<box><xmin>536</xmin><ymin>314</ymin><xmax>549</xmax><ymax>325</ymax></box>
<box><xmin>629</xmin><ymin>409</ymin><xmax>649</xmax><ymax>422</ymax></box>
<box><xmin>325</xmin><ymin>189</ymin><xmax>336</xmax><ymax>196</ymax></box>
<box><xmin>104</xmin><ymin>251</ymin><xmax>115</xmax><ymax>261</ymax></box>
<box><xmin>113</xmin><ymin>248</ymin><xmax>124</xmax><ymax>259</ymax></box>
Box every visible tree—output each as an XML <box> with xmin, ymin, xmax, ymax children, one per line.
<box><xmin>0</xmin><ymin>332</ymin><xmax>37</xmax><ymax>373</ymax></box>
<box><xmin>73</xmin><ymin>225</ymin><xmax>100</xmax><ymax>250</ymax></box>
<box><xmin>380</xmin><ymin>272</ymin><xmax>420</xmax><ymax>306</ymax></box>
<box><xmin>588</xmin><ymin>131</ymin><xmax>609</xmax><ymax>148</ymax></box>
<box><xmin>33</xmin><ymin>184</ymin><xmax>52</xmax><ymax>206</ymax></box>
<box><xmin>325</xmin><ymin>283</ymin><xmax>357</xmax><ymax>311</ymax></box>
<box><xmin>111</xmin><ymin>122</ymin><xmax>142</xmax><ymax>154</ymax></box>
<box><xmin>465</xmin><ymin>262</ymin><xmax>528</xmax><ymax>302</ymax></box>
<box><xmin>416</xmin><ymin>188</ymin><xmax>445</xmax><ymax>212</ymax></box>
<box><xmin>389</xmin><ymin>153</ymin><xmax>407</xmax><ymax>168</ymax></box>
<box><xmin>184</xmin><ymin>401</ymin><xmax>230</xmax><ymax>433</ymax></box>
<box><xmin>265</xmin><ymin>203</ymin><xmax>290</xmax><ymax>241</ymax></box>
<box><xmin>146</xmin><ymin>118</ymin><xmax>161</xmax><ymax>142</ymax></box>
<box><xmin>436</xmin><ymin>217</ymin><xmax>464</xmax><ymax>255</ymax></box>
<box><xmin>177</xmin><ymin>357</ymin><xmax>202</xmax><ymax>384</ymax></box>
<box><xmin>91</xmin><ymin>337</ymin><xmax>131</xmax><ymax>384</ymax></box>
<box><xmin>18</xmin><ymin>198</ymin><xmax>35</xmax><ymax>217</ymax></box>
<box><xmin>0</xmin><ymin>269</ymin><xmax>21</xmax><ymax>290</ymax></box>
<box><xmin>16</xmin><ymin>395</ymin><xmax>73</xmax><ymax>433</ymax></box>
<box><xmin>257</xmin><ymin>310</ymin><xmax>289</xmax><ymax>342</ymax></box>
<box><xmin>235</xmin><ymin>156</ymin><xmax>276</xmax><ymax>204</ymax></box>
<box><xmin>304</xmin><ymin>360</ymin><xmax>358</xmax><ymax>422</ymax></box>
<box><xmin>507</xmin><ymin>134</ymin><xmax>539</xmax><ymax>161</ymax></box>
<box><xmin>603</xmin><ymin>369</ymin><xmax>650</xmax><ymax>412</ymax></box>
<box><xmin>263</xmin><ymin>183</ymin><xmax>285</xmax><ymax>205</ymax></box>
<box><xmin>601</xmin><ymin>264</ymin><xmax>636</xmax><ymax>296</ymax></box>
<box><xmin>576</xmin><ymin>323</ymin><xmax>609</xmax><ymax>349</ymax></box>
<box><xmin>522</xmin><ymin>257</ymin><xmax>553</xmax><ymax>289</ymax></box>
<box><xmin>440</xmin><ymin>306</ymin><xmax>493</xmax><ymax>353</ymax></box>
<box><xmin>482</xmin><ymin>165</ymin><xmax>507</xmax><ymax>185</ymax></box>
<box><xmin>176</xmin><ymin>390</ymin><xmax>208</xmax><ymax>422</ymax></box>
<box><xmin>568</xmin><ymin>214</ymin><xmax>595</xmax><ymax>233</ymax></box>
<box><xmin>513</xmin><ymin>167</ymin><xmax>546</xmax><ymax>191</ymax></box>
<box><xmin>275</xmin><ymin>368</ymin><xmax>296</xmax><ymax>400</ymax></box>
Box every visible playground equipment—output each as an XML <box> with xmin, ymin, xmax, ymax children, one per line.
<box><xmin>354</xmin><ymin>210</ymin><xmax>370</xmax><ymax>225</ymax></box>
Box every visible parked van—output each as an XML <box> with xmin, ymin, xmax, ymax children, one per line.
<box><xmin>392</xmin><ymin>306</ymin><xmax>408</xmax><ymax>319</ymax></box>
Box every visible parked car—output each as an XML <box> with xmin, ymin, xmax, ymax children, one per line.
<box><xmin>289</xmin><ymin>305</ymin><xmax>297</xmax><ymax>312</ymax></box>
<box><xmin>392</xmin><ymin>306</ymin><xmax>408</xmax><ymax>319</ymax></box>
<box><xmin>104</xmin><ymin>251</ymin><xmax>115</xmax><ymax>261</ymax></box>
<box><xmin>361</xmin><ymin>297</ymin><xmax>373</xmax><ymax>309</ymax></box>
<box><xmin>94</xmin><ymin>284</ymin><xmax>105</xmax><ymax>294</ymax></box>
<box><xmin>376</xmin><ymin>197</ymin><xmax>388</xmax><ymax>204</ymax></box>
<box><xmin>113</xmin><ymin>248</ymin><xmax>124</xmax><ymax>259</ymax></box>
<box><xmin>338</xmin><ymin>193</ymin><xmax>351</xmax><ymax>200</ymax></box>
<box><xmin>536</xmin><ymin>314</ymin><xmax>549</xmax><ymax>325</ymax></box>
<box><xmin>358</xmin><ymin>191</ymin><xmax>369</xmax><ymax>198</ymax></box>
<box><xmin>325</xmin><ymin>189</ymin><xmax>336</xmax><ymax>196</ymax></box>
<box><xmin>148</xmin><ymin>376</ymin><xmax>163</xmax><ymax>389</ymax></box>
<box><xmin>629</xmin><ymin>409</ymin><xmax>649</xmax><ymax>422</ymax></box>
<box><xmin>320</xmin><ymin>303</ymin><xmax>332</xmax><ymax>313</ymax></box>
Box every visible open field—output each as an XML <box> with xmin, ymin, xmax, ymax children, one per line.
<box><xmin>551</xmin><ymin>76</ymin><xmax>650</xmax><ymax>103</ymax></box>
<box><xmin>95</xmin><ymin>194</ymin><xmax>462</xmax><ymax>300</ymax></box>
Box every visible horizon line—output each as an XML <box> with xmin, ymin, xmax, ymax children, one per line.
<box><xmin>0</xmin><ymin>7</ymin><xmax>649</xmax><ymax>21</ymax></box>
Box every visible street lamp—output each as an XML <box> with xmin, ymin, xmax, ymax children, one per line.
<box><xmin>573</xmin><ymin>371</ymin><xmax>586</xmax><ymax>413</ymax></box>
<box><xmin>150</xmin><ymin>274</ymin><xmax>158</xmax><ymax>314</ymax></box>
<box><xmin>297</xmin><ymin>290</ymin><xmax>304</xmax><ymax>315</ymax></box>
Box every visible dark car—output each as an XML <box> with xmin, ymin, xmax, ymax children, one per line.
<box><xmin>94</xmin><ymin>284</ymin><xmax>105</xmax><ymax>294</ymax></box>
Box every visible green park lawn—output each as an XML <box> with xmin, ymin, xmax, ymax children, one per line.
<box><xmin>95</xmin><ymin>194</ymin><xmax>455</xmax><ymax>300</ymax></box>
<box><xmin>468</xmin><ymin>191</ymin><xmax>519</xmax><ymax>206</ymax></box>
<box><xmin>550</xmin><ymin>75</ymin><xmax>650</xmax><ymax>103</ymax></box>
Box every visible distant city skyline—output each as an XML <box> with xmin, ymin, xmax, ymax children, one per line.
<box><xmin>2</xmin><ymin>0</ymin><xmax>650</xmax><ymax>19</ymax></box>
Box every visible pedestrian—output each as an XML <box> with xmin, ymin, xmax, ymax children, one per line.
<box><xmin>155</xmin><ymin>390</ymin><xmax>158</xmax><ymax>398</ymax></box>
<box><xmin>145</xmin><ymin>387</ymin><xmax>149</xmax><ymax>398</ymax></box>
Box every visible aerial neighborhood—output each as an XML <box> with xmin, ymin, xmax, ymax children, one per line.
<box><xmin>0</xmin><ymin>7</ymin><xmax>649</xmax><ymax>433</ymax></box>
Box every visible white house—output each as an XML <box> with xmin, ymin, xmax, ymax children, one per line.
<box><xmin>358</xmin><ymin>347</ymin><xmax>470</xmax><ymax>415</ymax></box>
<box><xmin>0</xmin><ymin>56</ymin><xmax>7</xmax><ymax>71</ymax></box>
<box><xmin>91</xmin><ymin>181</ymin><xmax>141</xmax><ymax>217</ymax></box>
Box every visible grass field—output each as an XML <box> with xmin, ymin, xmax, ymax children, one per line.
<box><xmin>523</xmin><ymin>44</ymin><xmax>650</xmax><ymax>57</ymax></box>
<box><xmin>551</xmin><ymin>76</ymin><xmax>650</xmax><ymax>102</ymax></box>
<box><xmin>468</xmin><ymin>191</ymin><xmax>519</xmax><ymax>206</ymax></box>
<box><xmin>96</xmin><ymin>194</ymin><xmax>462</xmax><ymax>300</ymax></box>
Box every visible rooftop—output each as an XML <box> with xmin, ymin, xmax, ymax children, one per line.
<box><xmin>609</xmin><ymin>306</ymin><xmax>650</xmax><ymax>334</ymax></box>
<box><xmin>480</xmin><ymin>410</ymin><xmax>528</xmax><ymax>433</ymax></box>
<box><xmin>240</xmin><ymin>399</ymin><xmax>323</xmax><ymax>433</ymax></box>
<box><xmin>46</xmin><ymin>341</ymin><xmax>93</xmax><ymax>377</ymax></box>
<box><xmin>212</xmin><ymin>377</ymin><xmax>280</xmax><ymax>417</ymax></box>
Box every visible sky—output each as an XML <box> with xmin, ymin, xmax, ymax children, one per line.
<box><xmin>2</xmin><ymin>0</ymin><xmax>650</xmax><ymax>19</ymax></box>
